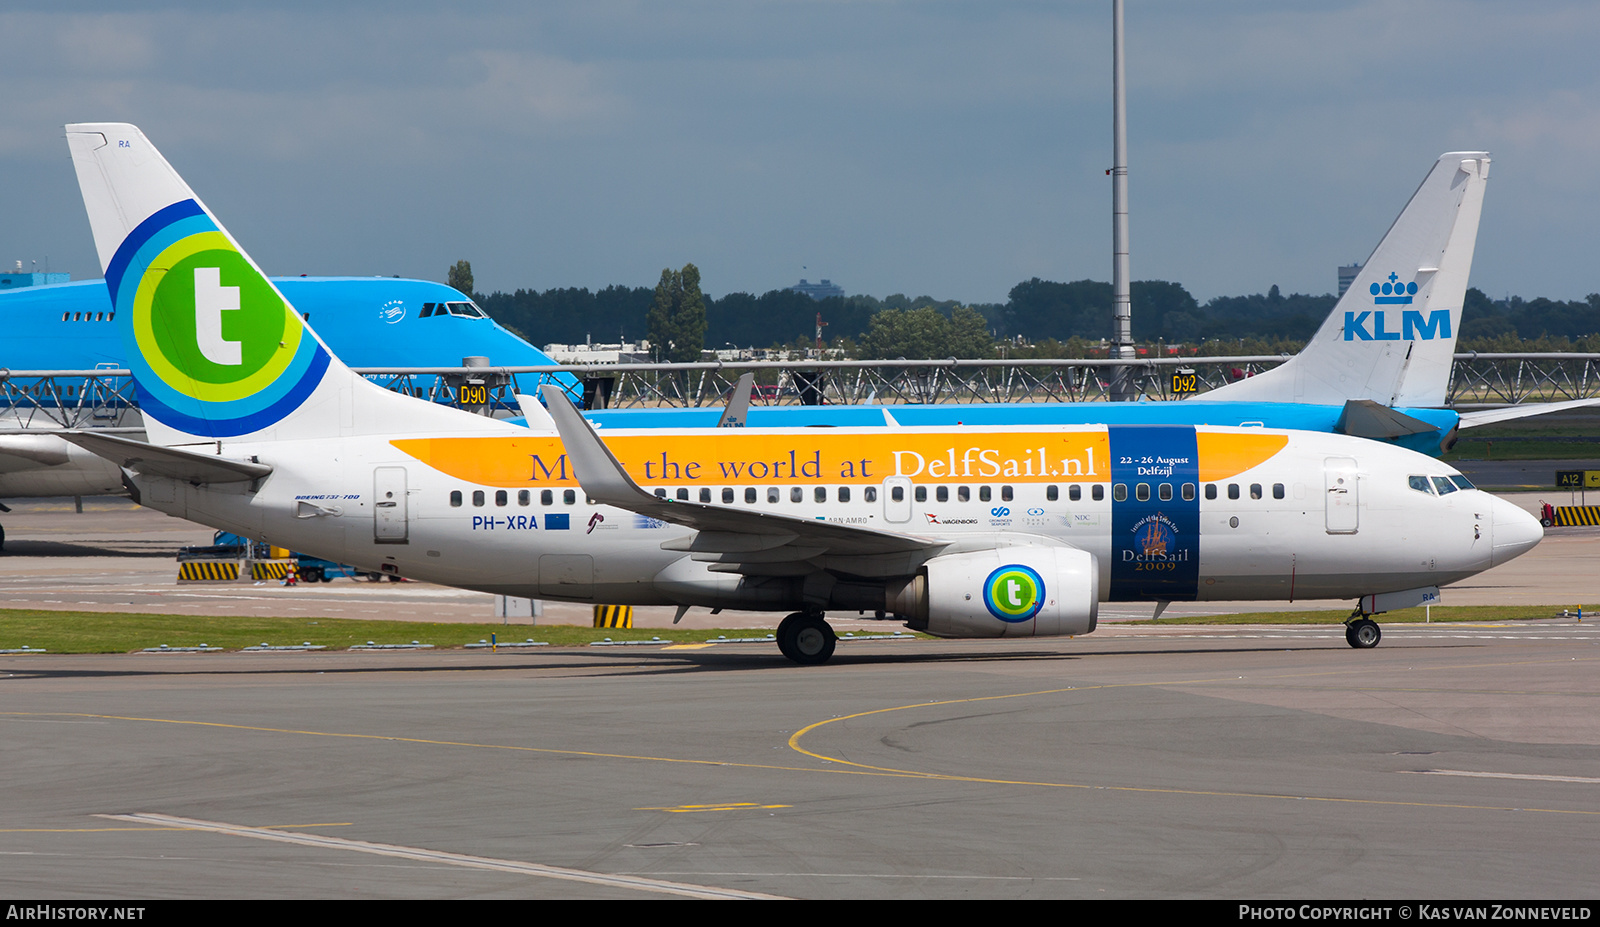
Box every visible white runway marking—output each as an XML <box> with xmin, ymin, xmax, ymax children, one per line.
<box><xmin>1404</xmin><ymin>770</ymin><xmax>1600</xmax><ymax>785</ymax></box>
<box><xmin>99</xmin><ymin>813</ymin><xmax>786</xmax><ymax>900</ymax></box>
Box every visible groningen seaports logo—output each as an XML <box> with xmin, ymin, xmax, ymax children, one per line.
<box><xmin>983</xmin><ymin>564</ymin><xmax>1045</xmax><ymax>623</ymax></box>
<box><xmin>106</xmin><ymin>200</ymin><xmax>329</xmax><ymax>436</ymax></box>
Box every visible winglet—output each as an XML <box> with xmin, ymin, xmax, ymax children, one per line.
<box><xmin>717</xmin><ymin>372</ymin><xmax>754</xmax><ymax>428</ymax></box>
<box><xmin>539</xmin><ymin>384</ymin><xmax>659</xmax><ymax>510</ymax></box>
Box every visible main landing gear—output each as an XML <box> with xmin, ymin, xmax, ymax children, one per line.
<box><xmin>777</xmin><ymin>611</ymin><xmax>836</xmax><ymax>666</ymax></box>
<box><xmin>1344</xmin><ymin>611</ymin><xmax>1382</xmax><ymax>649</ymax></box>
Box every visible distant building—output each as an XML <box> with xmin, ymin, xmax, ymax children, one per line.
<box><xmin>788</xmin><ymin>278</ymin><xmax>844</xmax><ymax>300</ymax></box>
<box><xmin>1337</xmin><ymin>263</ymin><xmax>1362</xmax><ymax>298</ymax></box>
<box><xmin>542</xmin><ymin>340</ymin><xmax>652</xmax><ymax>365</ymax></box>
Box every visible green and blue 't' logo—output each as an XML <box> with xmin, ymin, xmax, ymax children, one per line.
<box><xmin>983</xmin><ymin>564</ymin><xmax>1045</xmax><ymax>623</ymax></box>
<box><xmin>107</xmin><ymin>200</ymin><xmax>329</xmax><ymax>437</ymax></box>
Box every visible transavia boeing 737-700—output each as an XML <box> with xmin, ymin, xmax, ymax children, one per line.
<box><xmin>57</xmin><ymin>124</ymin><xmax>1544</xmax><ymax>663</ymax></box>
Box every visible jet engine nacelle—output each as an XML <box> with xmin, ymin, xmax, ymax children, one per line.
<box><xmin>889</xmin><ymin>546</ymin><xmax>1099</xmax><ymax>638</ymax></box>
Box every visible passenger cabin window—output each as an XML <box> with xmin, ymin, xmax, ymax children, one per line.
<box><xmin>958</xmin><ymin>486</ymin><xmax>970</xmax><ymax>502</ymax></box>
<box><xmin>723</xmin><ymin>488</ymin><xmax>735</xmax><ymax>503</ymax></box>
<box><xmin>541</xmin><ymin>490</ymin><xmax>553</xmax><ymax>505</ymax></box>
<box><xmin>979</xmin><ymin>486</ymin><xmax>992</xmax><ymax>502</ymax></box>
<box><xmin>495</xmin><ymin>490</ymin><xmax>507</xmax><ymax>506</ymax></box>
<box><xmin>654</xmin><ymin>488</ymin><xmax>667</xmax><ymax>499</ymax></box>
<box><xmin>865</xmin><ymin>486</ymin><xmax>877</xmax><ymax>503</ymax></box>
<box><xmin>1205</xmin><ymin>484</ymin><xmax>1217</xmax><ymax>500</ymax></box>
<box><xmin>676</xmin><ymin>488</ymin><xmax>689</xmax><ymax>501</ymax></box>
<box><xmin>1183</xmin><ymin>483</ymin><xmax>1196</xmax><ymax>501</ymax></box>
<box><xmin>1136</xmin><ymin>483</ymin><xmax>1150</xmax><ymax>502</ymax></box>
<box><xmin>700</xmin><ymin>488</ymin><xmax>712</xmax><ymax>503</ymax></box>
<box><xmin>839</xmin><ymin>486</ymin><xmax>851</xmax><ymax>503</ymax></box>
<box><xmin>915</xmin><ymin>486</ymin><xmax>927</xmax><ymax>502</ymax></box>
<box><xmin>1228</xmin><ymin>484</ymin><xmax>1241</xmax><ymax>500</ymax></box>
<box><xmin>450</xmin><ymin>490</ymin><xmax>462</xmax><ymax>507</ymax></box>
<box><xmin>1046</xmin><ymin>485</ymin><xmax>1058</xmax><ymax>502</ymax></box>
<box><xmin>768</xmin><ymin>488</ymin><xmax>780</xmax><ymax>504</ymax></box>
<box><xmin>791</xmin><ymin>487</ymin><xmax>803</xmax><ymax>503</ymax></box>
<box><xmin>1158</xmin><ymin>483</ymin><xmax>1172</xmax><ymax>502</ymax></box>
<box><xmin>518</xmin><ymin>490</ymin><xmax>530</xmax><ymax>505</ymax></box>
<box><xmin>563</xmin><ymin>490</ymin><xmax>575</xmax><ymax>505</ymax></box>
<box><xmin>1001</xmin><ymin>486</ymin><xmax>1013</xmax><ymax>502</ymax></box>
<box><xmin>472</xmin><ymin>490</ymin><xmax>485</xmax><ymax>507</ymax></box>
<box><xmin>1273</xmin><ymin>483</ymin><xmax>1285</xmax><ymax>499</ymax></box>
<box><xmin>815</xmin><ymin>487</ymin><xmax>826</xmax><ymax>503</ymax></box>
<box><xmin>745</xmin><ymin>488</ymin><xmax>757</xmax><ymax>504</ymax></box>
<box><xmin>891</xmin><ymin>486</ymin><xmax>904</xmax><ymax>502</ymax></box>
<box><xmin>1113</xmin><ymin>483</ymin><xmax>1127</xmax><ymax>502</ymax></box>
<box><xmin>1092</xmin><ymin>485</ymin><xmax>1104</xmax><ymax>501</ymax></box>
<box><xmin>936</xmin><ymin>486</ymin><xmax>949</xmax><ymax>503</ymax></box>
<box><xmin>1250</xmin><ymin>483</ymin><xmax>1263</xmax><ymax>500</ymax></box>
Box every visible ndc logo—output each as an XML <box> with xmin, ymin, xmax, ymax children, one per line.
<box><xmin>982</xmin><ymin>564</ymin><xmax>1045</xmax><ymax>623</ymax></box>
<box><xmin>1344</xmin><ymin>272</ymin><xmax>1450</xmax><ymax>342</ymax></box>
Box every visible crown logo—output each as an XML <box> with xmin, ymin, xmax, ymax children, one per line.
<box><xmin>1369</xmin><ymin>271</ymin><xmax>1417</xmax><ymax>305</ymax></box>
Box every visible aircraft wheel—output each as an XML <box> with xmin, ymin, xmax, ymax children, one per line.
<box><xmin>0</xmin><ymin>522</ymin><xmax>6</xmax><ymax>552</ymax></box>
<box><xmin>362</xmin><ymin>572</ymin><xmax>382</xmax><ymax>582</ymax></box>
<box><xmin>775</xmin><ymin>613</ymin><xmax>802</xmax><ymax>661</ymax></box>
<box><xmin>778</xmin><ymin>613</ymin><xmax>835</xmax><ymax>665</ymax></box>
<box><xmin>1347</xmin><ymin>618</ymin><xmax>1381</xmax><ymax>649</ymax></box>
<box><xmin>300</xmin><ymin>567</ymin><xmax>324</xmax><ymax>584</ymax></box>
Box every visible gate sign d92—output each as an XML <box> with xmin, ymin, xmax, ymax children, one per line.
<box><xmin>1171</xmin><ymin>369</ymin><xmax>1198</xmax><ymax>395</ymax></box>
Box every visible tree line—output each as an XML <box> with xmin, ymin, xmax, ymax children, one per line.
<box><xmin>463</xmin><ymin>261</ymin><xmax>1600</xmax><ymax>359</ymax></box>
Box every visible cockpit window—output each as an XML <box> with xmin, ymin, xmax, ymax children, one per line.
<box><xmin>420</xmin><ymin>303</ymin><xmax>436</xmax><ymax>318</ymax></box>
<box><xmin>445</xmin><ymin>301</ymin><xmax>487</xmax><ymax>318</ymax></box>
<box><xmin>1450</xmin><ymin>475</ymin><xmax>1475</xmax><ymax>491</ymax></box>
<box><xmin>1408</xmin><ymin>475</ymin><xmax>1433</xmax><ymax>494</ymax></box>
<box><xmin>1431</xmin><ymin>476</ymin><xmax>1458</xmax><ymax>495</ymax></box>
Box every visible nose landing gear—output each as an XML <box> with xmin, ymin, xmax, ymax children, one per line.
<box><xmin>777</xmin><ymin>611</ymin><xmax>836</xmax><ymax>665</ymax></box>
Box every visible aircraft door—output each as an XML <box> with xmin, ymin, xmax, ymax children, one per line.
<box><xmin>1325</xmin><ymin>457</ymin><xmax>1359</xmax><ymax>534</ymax></box>
<box><xmin>374</xmin><ymin>466</ymin><xmax>409</xmax><ymax>543</ymax></box>
<box><xmin>883</xmin><ymin>476</ymin><xmax>913</xmax><ymax>523</ymax></box>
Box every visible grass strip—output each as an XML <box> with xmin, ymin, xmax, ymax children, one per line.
<box><xmin>0</xmin><ymin>608</ymin><xmax>782</xmax><ymax>654</ymax></box>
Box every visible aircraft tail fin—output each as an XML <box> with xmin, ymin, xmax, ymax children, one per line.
<box><xmin>1204</xmin><ymin>152</ymin><xmax>1490</xmax><ymax>408</ymax></box>
<box><xmin>65</xmin><ymin>123</ymin><xmax>481</xmax><ymax>447</ymax></box>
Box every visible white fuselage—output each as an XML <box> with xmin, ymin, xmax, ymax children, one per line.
<box><xmin>125</xmin><ymin>423</ymin><xmax>1540</xmax><ymax>616</ymax></box>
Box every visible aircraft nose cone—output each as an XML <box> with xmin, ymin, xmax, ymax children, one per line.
<box><xmin>1490</xmin><ymin>494</ymin><xmax>1543</xmax><ymax>567</ymax></box>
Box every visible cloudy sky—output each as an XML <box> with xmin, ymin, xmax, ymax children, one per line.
<box><xmin>2</xmin><ymin>1</ymin><xmax>1597</xmax><ymax>305</ymax></box>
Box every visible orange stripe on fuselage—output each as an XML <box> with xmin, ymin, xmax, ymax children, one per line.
<box><xmin>392</xmin><ymin>430</ymin><xmax>1113</xmax><ymax>488</ymax></box>
<box><xmin>1194</xmin><ymin>432</ymin><xmax>1289</xmax><ymax>483</ymax></box>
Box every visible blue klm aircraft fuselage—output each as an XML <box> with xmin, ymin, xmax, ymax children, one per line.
<box><xmin>0</xmin><ymin>276</ymin><xmax>574</xmax><ymax>388</ymax></box>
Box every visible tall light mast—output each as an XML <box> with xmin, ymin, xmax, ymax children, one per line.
<box><xmin>1110</xmin><ymin>0</ymin><xmax>1135</xmax><ymax>401</ymax></box>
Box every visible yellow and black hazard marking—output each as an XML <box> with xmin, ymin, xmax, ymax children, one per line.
<box><xmin>177</xmin><ymin>561</ymin><xmax>240</xmax><ymax>582</ymax></box>
<box><xmin>1553</xmin><ymin>505</ymin><xmax>1600</xmax><ymax>527</ymax></box>
<box><xmin>593</xmin><ymin>604</ymin><xmax>633</xmax><ymax>628</ymax></box>
<box><xmin>250</xmin><ymin>561</ymin><xmax>296</xmax><ymax>580</ymax></box>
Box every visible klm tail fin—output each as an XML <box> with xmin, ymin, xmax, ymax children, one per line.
<box><xmin>65</xmin><ymin>123</ymin><xmax>478</xmax><ymax>446</ymax></box>
<box><xmin>1204</xmin><ymin>152</ymin><xmax>1490</xmax><ymax>408</ymax></box>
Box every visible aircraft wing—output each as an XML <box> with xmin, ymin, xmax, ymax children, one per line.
<box><xmin>60</xmin><ymin>431</ymin><xmax>272</xmax><ymax>484</ymax></box>
<box><xmin>540</xmin><ymin>385</ymin><xmax>943</xmax><ymax>574</ymax></box>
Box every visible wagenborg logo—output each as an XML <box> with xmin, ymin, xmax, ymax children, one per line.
<box><xmin>983</xmin><ymin>564</ymin><xmax>1045</xmax><ymax>623</ymax></box>
<box><xmin>106</xmin><ymin>199</ymin><xmax>329</xmax><ymax>437</ymax></box>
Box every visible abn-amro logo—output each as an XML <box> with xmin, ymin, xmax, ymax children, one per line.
<box><xmin>138</xmin><ymin>243</ymin><xmax>300</xmax><ymax>399</ymax></box>
<box><xmin>983</xmin><ymin>564</ymin><xmax>1046</xmax><ymax>623</ymax></box>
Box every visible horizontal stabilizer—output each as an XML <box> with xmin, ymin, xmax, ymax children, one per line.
<box><xmin>60</xmin><ymin>431</ymin><xmax>272</xmax><ymax>483</ymax></box>
<box><xmin>1335</xmin><ymin>400</ymin><xmax>1440</xmax><ymax>439</ymax></box>
<box><xmin>1458</xmin><ymin>398</ymin><xmax>1600</xmax><ymax>429</ymax></box>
